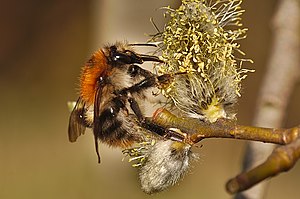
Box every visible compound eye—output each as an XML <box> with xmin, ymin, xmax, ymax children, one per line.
<box><xmin>112</xmin><ymin>52</ymin><xmax>131</xmax><ymax>64</ymax></box>
<box><xmin>121</xmin><ymin>50</ymin><xmax>143</xmax><ymax>64</ymax></box>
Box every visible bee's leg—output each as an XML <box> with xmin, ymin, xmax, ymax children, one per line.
<box><xmin>142</xmin><ymin>117</ymin><xmax>187</xmax><ymax>143</ymax></box>
<box><xmin>117</xmin><ymin>70</ymin><xmax>187</xmax><ymax>141</ymax></box>
<box><xmin>127</xmin><ymin>96</ymin><xmax>186</xmax><ymax>142</ymax></box>
<box><xmin>128</xmin><ymin>97</ymin><xmax>164</xmax><ymax>136</ymax></box>
<box><xmin>128</xmin><ymin>97</ymin><xmax>144</xmax><ymax>121</ymax></box>
<box><xmin>118</xmin><ymin>73</ymin><xmax>173</xmax><ymax>96</ymax></box>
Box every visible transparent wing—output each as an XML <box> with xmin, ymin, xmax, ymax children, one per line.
<box><xmin>68</xmin><ymin>97</ymin><xmax>87</xmax><ymax>142</ymax></box>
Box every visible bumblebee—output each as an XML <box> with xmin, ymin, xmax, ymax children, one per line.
<box><xmin>68</xmin><ymin>41</ymin><xmax>174</xmax><ymax>163</ymax></box>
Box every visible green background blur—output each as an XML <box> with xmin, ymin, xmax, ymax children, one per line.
<box><xmin>0</xmin><ymin>0</ymin><xmax>299</xmax><ymax>199</ymax></box>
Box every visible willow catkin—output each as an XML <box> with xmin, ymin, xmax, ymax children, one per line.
<box><xmin>154</xmin><ymin>0</ymin><xmax>253</xmax><ymax>123</ymax></box>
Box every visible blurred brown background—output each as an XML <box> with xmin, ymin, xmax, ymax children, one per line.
<box><xmin>0</xmin><ymin>0</ymin><xmax>299</xmax><ymax>199</ymax></box>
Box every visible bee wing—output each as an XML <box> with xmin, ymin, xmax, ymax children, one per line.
<box><xmin>68</xmin><ymin>97</ymin><xmax>87</xmax><ymax>142</ymax></box>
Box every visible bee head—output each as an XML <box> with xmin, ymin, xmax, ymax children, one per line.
<box><xmin>105</xmin><ymin>42</ymin><xmax>163</xmax><ymax>66</ymax></box>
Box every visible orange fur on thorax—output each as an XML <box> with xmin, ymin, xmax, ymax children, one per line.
<box><xmin>80</xmin><ymin>50</ymin><xmax>109</xmax><ymax>105</ymax></box>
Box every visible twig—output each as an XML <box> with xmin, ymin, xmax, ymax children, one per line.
<box><xmin>149</xmin><ymin>108</ymin><xmax>300</xmax><ymax>194</ymax></box>
<box><xmin>151</xmin><ymin>108</ymin><xmax>300</xmax><ymax>145</ymax></box>
<box><xmin>226</xmin><ymin>137</ymin><xmax>300</xmax><ymax>193</ymax></box>
<box><xmin>237</xmin><ymin>0</ymin><xmax>300</xmax><ymax>198</ymax></box>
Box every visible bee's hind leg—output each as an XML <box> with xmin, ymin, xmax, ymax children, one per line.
<box><xmin>127</xmin><ymin>97</ymin><xmax>187</xmax><ymax>143</ymax></box>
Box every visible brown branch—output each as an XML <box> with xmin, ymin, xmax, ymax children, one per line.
<box><xmin>151</xmin><ymin>108</ymin><xmax>300</xmax><ymax>145</ymax></box>
<box><xmin>226</xmin><ymin>137</ymin><xmax>300</xmax><ymax>194</ymax></box>
<box><xmin>238</xmin><ymin>0</ymin><xmax>300</xmax><ymax>198</ymax></box>
<box><xmin>150</xmin><ymin>108</ymin><xmax>300</xmax><ymax>194</ymax></box>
